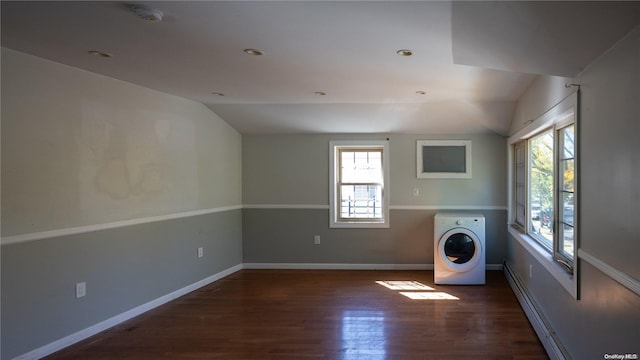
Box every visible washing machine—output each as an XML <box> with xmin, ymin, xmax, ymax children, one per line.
<box><xmin>434</xmin><ymin>213</ymin><xmax>485</xmax><ymax>285</ymax></box>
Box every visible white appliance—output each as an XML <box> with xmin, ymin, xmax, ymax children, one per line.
<box><xmin>434</xmin><ymin>213</ymin><xmax>485</xmax><ymax>285</ymax></box>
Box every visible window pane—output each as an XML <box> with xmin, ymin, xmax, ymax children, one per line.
<box><xmin>561</xmin><ymin>192</ymin><xmax>575</xmax><ymax>227</ymax></box>
<box><xmin>540</xmin><ymin>206</ymin><xmax>553</xmax><ymax>232</ymax></box>
<box><xmin>341</xmin><ymin>151</ymin><xmax>382</xmax><ymax>183</ymax></box>
<box><xmin>560</xmin><ymin>223</ymin><xmax>575</xmax><ymax>257</ymax></box>
<box><xmin>339</xmin><ymin>185</ymin><xmax>382</xmax><ymax>219</ymax></box>
<box><xmin>562</xmin><ymin>159</ymin><xmax>575</xmax><ymax>192</ymax></box>
<box><xmin>331</xmin><ymin>142</ymin><xmax>388</xmax><ymax>228</ymax></box>
<box><xmin>562</xmin><ymin>125</ymin><xmax>575</xmax><ymax>159</ymax></box>
<box><xmin>516</xmin><ymin>203</ymin><xmax>525</xmax><ymax>227</ymax></box>
<box><xmin>530</xmin><ymin>131</ymin><xmax>554</xmax><ymax>246</ymax></box>
<box><xmin>558</xmin><ymin>124</ymin><xmax>575</xmax><ymax>262</ymax></box>
<box><xmin>514</xmin><ymin>143</ymin><xmax>526</xmax><ymax>227</ymax></box>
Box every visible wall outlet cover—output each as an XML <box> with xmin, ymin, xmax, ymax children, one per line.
<box><xmin>76</xmin><ymin>282</ymin><xmax>86</xmax><ymax>298</ymax></box>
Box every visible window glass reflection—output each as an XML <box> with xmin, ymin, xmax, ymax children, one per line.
<box><xmin>341</xmin><ymin>310</ymin><xmax>386</xmax><ymax>360</ymax></box>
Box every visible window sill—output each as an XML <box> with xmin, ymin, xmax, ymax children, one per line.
<box><xmin>330</xmin><ymin>221</ymin><xmax>389</xmax><ymax>229</ymax></box>
<box><xmin>508</xmin><ymin>226</ymin><xmax>578</xmax><ymax>299</ymax></box>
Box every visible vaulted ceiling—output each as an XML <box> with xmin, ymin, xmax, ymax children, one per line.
<box><xmin>2</xmin><ymin>1</ymin><xmax>638</xmax><ymax>135</ymax></box>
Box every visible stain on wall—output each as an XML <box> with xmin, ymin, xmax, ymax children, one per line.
<box><xmin>94</xmin><ymin>125</ymin><xmax>131</xmax><ymax>199</ymax></box>
<box><xmin>78</xmin><ymin>102</ymin><xmax>199</xmax><ymax>223</ymax></box>
<box><xmin>2</xmin><ymin>48</ymin><xmax>241</xmax><ymax>235</ymax></box>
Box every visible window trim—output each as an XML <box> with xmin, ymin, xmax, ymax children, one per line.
<box><xmin>554</xmin><ymin>122</ymin><xmax>576</xmax><ymax>272</ymax></box>
<box><xmin>336</xmin><ymin>147</ymin><xmax>384</xmax><ymax>223</ymax></box>
<box><xmin>512</xmin><ymin>141</ymin><xmax>527</xmax><ymax>231</ymax></box>
<box><xmin>329</xmin><ymin>140</ymin><xmax>390</xmax><ymax>228</ymax></box>
<box><xmin>416</xmin><ymin>140</ymin><xmax>472</xmax><ymax>179</ymax></box>
<box><xmin>526</xmin><ymin>128</ymin><xmax>554</xmax><ymax>251</ymax></box>
<box><xmin>507</xmin><ymin>91</ymin><xmax>579</xmax><ymax>299</ymax></box>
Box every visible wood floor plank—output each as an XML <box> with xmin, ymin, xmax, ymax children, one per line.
<box><xmin>44</xmin><ymin>270</ymin><xmax>548</xmax><ymax>360</ymax></box>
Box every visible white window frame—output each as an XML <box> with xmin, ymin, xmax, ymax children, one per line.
<box><xmin>329</xmin><ymin>140</ymin><xmax>390</xmax><ymax>228</ymax></box>
<box><xmin>508</xmin><ymin>92</ymin><xmax>579</xmax><ymax>299</ymax></box>
<box><xmin>527</xmin><ymin>128</ymin><xmax>555</xmax><ymax>251</ymax></box>
<box><xmin>416</xmin><ymin>140</ymin><xmax>472</xmax><ymax>179</ymax></box>
<box><xmin>555</xmin><ymin>122</ymin><xmax>576</xmax><ymax>270</ymax></box>
<box><xmin>513</xmin><ymin>141</ymin><xmax>527</xmax><ymax>231</ymax></box>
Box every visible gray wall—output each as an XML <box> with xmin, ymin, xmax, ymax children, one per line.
<box><xmin>1</xmin><ymin>49</ymin><xmax>243</xmax><ymax>360</ymax></box>
<box><xmin>1</xmin><ymin>210</ymin><xmax>242</xmax><ymax>360</ymax></box>
<box><xmin>243</xmin><ymin>133</ymin><xmax>507</xmax><ymax>265</ymax></box>
<box><xmin>506</xmin><ymin>26</ymin><xmax>640</xmax><ymax>358</ymax></box>
<box><xmin>244</xmin><ymin>209</ymin><xmax>507</xmax><ymax>265</ymax></box>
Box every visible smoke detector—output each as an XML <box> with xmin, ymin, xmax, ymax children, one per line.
<box><xmin>129</xmin><ymin>4</ymin><xmax>163</xmax><ymax>22</ymax></box>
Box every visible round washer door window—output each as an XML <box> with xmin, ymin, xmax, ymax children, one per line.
<box><xmin>444</xmin><ymin>233</ymin><xmax>475</xmax><ymax>264</ymax></box>
<box><xmin>438</xmin><ymin>228</ymin><xmax>482</xmax><ymax>272</ymax></box>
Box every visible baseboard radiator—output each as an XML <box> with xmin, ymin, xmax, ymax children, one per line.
<box><xmin>503</xmin><ymin>262</ymin><xmax>569</xmax><ymax>360</ymax></box>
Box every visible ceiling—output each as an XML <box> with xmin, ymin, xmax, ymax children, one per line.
<box><xmin>2</xmin><ymin>1</ymin><xmax>639</xmax><ymax>135</ymax></box>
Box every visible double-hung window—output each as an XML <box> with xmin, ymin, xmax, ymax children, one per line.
<box><xmin>510</xmin><ymin>92</ymin><xmax>578</xmax><ymax>280</ymax></box>
<box><xmin>329</xmin><ymin>141</ymin><xmax>389</xmax><ymax>228</ymax></box>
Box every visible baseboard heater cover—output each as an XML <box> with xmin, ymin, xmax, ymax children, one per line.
<box><xmin>503</xmin><ymin>262</ymin><xmax>569</xmax><ymax>360</ymax></box>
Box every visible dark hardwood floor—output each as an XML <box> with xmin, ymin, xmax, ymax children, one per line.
<box><xmin>44</xmin><ymin>270</ymin><xmax>548</xmax><ymax>360</ymax></box>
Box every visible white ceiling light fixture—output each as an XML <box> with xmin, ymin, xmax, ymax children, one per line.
<box><xmin>314</xmin><ymin>91</ymin><xmax>326</xmax><ymax>96</ymax></box>
<box><xmin>244</xmin><ymin>49</ymin><xmax>264</xmax><ymax>56</ymax></box>
<box><xmin>88</xmin><ymin>50</ymin><xmax>112</xmax><ymax>58</ymax></box>
<box><xmin>128</xmin><ymin>4</ymin><xmax>163</xmax><ymax>22</ymax></box>
<box><xmin>211</xmin><ymin>92</ymin><xmax>225</xmax><ymax>96</ymax></box>
<box><xmin>416</xmin><ymin>90</ymin><xmax>426</xmax><ymax>95</ymax></box>
<box><xmin>396</xmin><ymin>49</ymin><xmax>413</xmax><ymax>56</ymax></box>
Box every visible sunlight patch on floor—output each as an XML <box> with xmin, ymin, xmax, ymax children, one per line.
<box><xmin>375</xmin><ymin>280</ymin><xmax>434</xmax><ymax>291</ymax></box>
<box><xmin>376</xmin><ymin>280</ymin><xmax>459</xmax><ymax>300</ymax></box>
<box><xmin>341</xmin><ymin>310</ymin><xmax>386</xmax><ymax>360</ymax></box>
<box><xmin>399</xmin><ymin>291</ymin><xmax>459</xmax><ymax>300</ymax></box>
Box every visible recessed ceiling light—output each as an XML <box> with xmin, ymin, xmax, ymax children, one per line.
<box><xmin>416</xmin><ymin>90</ymin><xmax>427</xmax><ymax>95</ymax></box>
<box><xmin>211</xmin><ymin>92</ymin><xmax>225</xmax><ymax>96</ymax></box>
<box><xmin>397</xmin><ymin>49</ymin><xmax>413</xmax><ymax>56</ymax></box>
<box><xmin>88</xmin><ymin>50</ymin><xmax>112</xmax><ymax>58</ymax></box>
<box><xmin>244</xmin><ymin>49</ymin><xmax>264</xmax><ymax>56</ymax></box>
<box><xmin>314</xmin><ymin>91</ymin><xmax>326</xmax><ymax>96</ymax></box>
<box><xmin>129</xmin><ymin>4</ymin><xmax>163</xmax><ymax>22</ymax></box>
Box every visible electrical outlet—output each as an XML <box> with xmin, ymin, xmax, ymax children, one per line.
<box><xmin>314</xmin><ymin>235</ymin><xmax>321</xmax><ymax>245</ymax></box>
<box><xmin>413</xmin><ymin>188</ymin><xmax>420</xmax><ymax>197</ymax></box>
<box><xmin>197</xmin><ymin>247</ymin><xmax>204</xmax><ymax>258</ymax></box>
<box><xmin>76</xmin><ymin>282</ymin><xmax>86</xmax><ymax>298</ymax></box>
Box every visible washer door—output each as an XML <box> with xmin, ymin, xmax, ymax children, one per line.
<box><xmin>437</xmin><ymin>228</ymin><xmax>482</xmax><ymax>272</ymax></box>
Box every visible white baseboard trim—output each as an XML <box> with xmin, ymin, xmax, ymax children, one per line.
<box><xmin>243</xmin><ymin>263</ymin><xmax>432</xmax><ymax>270</ymax></box>
<box><xmin>243</xmin><ymin>263</ymin><xmax>504</xmax><ymax>271</ymax></box>
<box><xmin>503</xmin><ymin>262</ymin><xmax>568</xmax><ymax>360</ymax></box>
<box><xmin>13</xmin><ymin>264</ymin><xmax>243</xmax><ymax>360</ymax></box>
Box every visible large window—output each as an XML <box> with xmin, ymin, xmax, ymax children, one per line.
<box><xmin>510</xmin><ymin>95</ymin><xmax>577</xmax><ymax>275</ymax></box>
<box><xmin>329</xmin><ymin>141</ymin><xmax>389</xmax><ymax>228</ymax></box>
